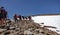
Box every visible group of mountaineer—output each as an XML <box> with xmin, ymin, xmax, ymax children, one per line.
<box><xmin>14</xmin><ymin>14</ymin><xmax>32</xmax><ymax>22</ymax></box>
<box><xmin>0</xmin><ymin>6</ymin><xmax>32</xmax><ymax>25</ymax></box>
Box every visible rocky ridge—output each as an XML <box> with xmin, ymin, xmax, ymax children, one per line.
<box><xmin>0</xmin><ymin>20</ymin><xmax>60</xmax><ymax>35</ymax></box>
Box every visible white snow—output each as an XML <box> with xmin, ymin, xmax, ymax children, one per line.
<box><xmin>31</xmin><ymin>15</ymin><xmax>60</xmax><ymax>34</ymax></box>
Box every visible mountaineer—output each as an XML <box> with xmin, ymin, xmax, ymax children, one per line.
<box><xmin>0</xmin><ymin>7</ymin><xmax>7</xmax><ymax>28</ymax></box>
<box><xmin>28</xmin><ymin>16</ymin><xmax>31</xmax><ymax>20</ymax></box>
<box><xmin>19</xmin><ymin>15</ymin><xmax>22</xmax><ymax>20</ymax></box>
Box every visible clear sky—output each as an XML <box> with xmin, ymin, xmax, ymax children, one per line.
<box><xmin>0</xmin><ymin>0</ymin><xmax>60</xmax><ymax>19</ymax></box>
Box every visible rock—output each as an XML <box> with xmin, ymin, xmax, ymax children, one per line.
<box><xmin>4</xmin><ymin>32</ymin><xmax>10</xmax><ymax>35</ymax></box>
<box><xmin>34</xmin><ymin>29</ymin><xmax>40</xmax><ymax>33</ymax></box>
<box><xmin>0</xmin><ymin>20</ymin><xmax>59</xmax><ymax>35</ymax></box>
<box><xmin>24</xmin><ymin>30</ymin><xmax>34</xmax><ymax>34</ymax></box>
<box><xmin>10</xmin><ymin>27</ymin><xmax>15</xmax><ymax>30</ymax></box>
<box><xmin>0</xmin><ymin>29</ymin><xmax>7</xmax><ymax>32</ymax></box>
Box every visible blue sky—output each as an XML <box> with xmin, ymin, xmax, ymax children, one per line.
<box><xmin>0</xmin><ymin>0</ymin><xmax>60</xmax><ymax>19</ymax></box>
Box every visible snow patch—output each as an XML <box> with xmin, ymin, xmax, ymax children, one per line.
<box><xmin>31</xmin><ymin>15</ymin><xmax>60</xmax><ymax>34</ymax></box>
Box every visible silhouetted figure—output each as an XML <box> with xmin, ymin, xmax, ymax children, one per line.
<box><xmin>14</xmin><ymin>14</ymin><xmax>20</xmax><ymax>22</ymax></box>
<box><xmin>25</xmin><ymin>17</ymin><xmax>29</xmax><ymax>20</ymax></box>
<box><xmin>22</xmin><ymin>16</ymin><xmax>25</xmax><ymax>20</ymax></box>
<box><xmin>0</xmin><ymin>7</ymin><xmax>7</xmax><ymax>19</ymax></box>
<box><xmin>0</xmin><ymin>7</ymin><xmax>7</xmax><ymax>26</ymax></box>
<box><xmin>25</xmin><ymin>17</ymin><xmax>27</xmax><ymax>20</ymax></box>
<box><xmin>14</xmin><ymin>14</ymin><xmax>17</xmax><ymax>22</ymax></box>
<box><xmin>19</xmin><ymin>15</ymin><xmax>22</xmax><ymax>20</ymax></box>
<box><xmin>28</xmin><ymin>16</ymin><xmax>31</xmax><ymax>20</ymax></box>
